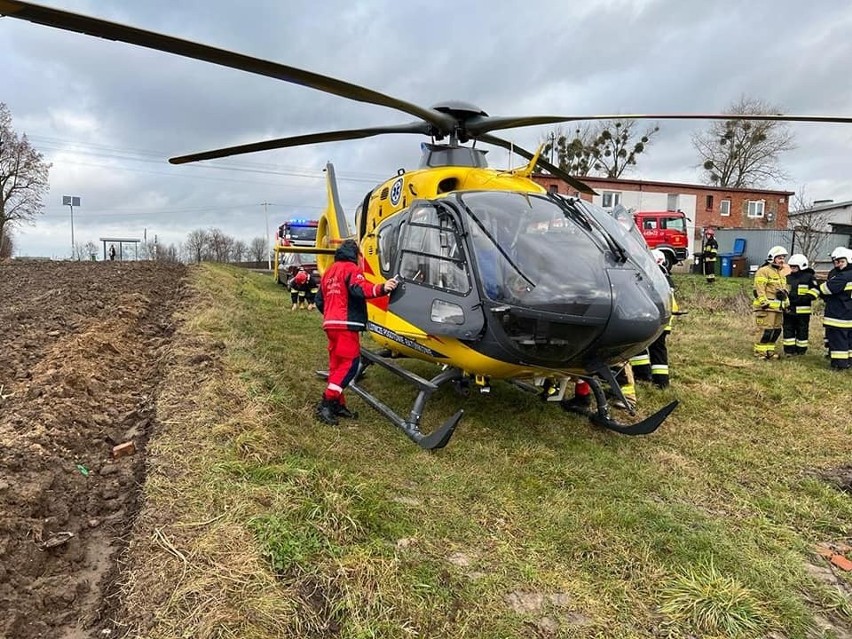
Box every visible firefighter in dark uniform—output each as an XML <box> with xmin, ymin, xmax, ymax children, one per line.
<box><xmin>632</xmin><ymin>249</ymin><xmax>680</xmax><ymax>388</ymax></box>
<box><xmin>819</xmin><ymin>247</ymin><xmax>852</xmax><ymax>370</ymax></box>
<box><xmin>701</xmin><ymin>228</ymin><xmax>718</xmax><ymax>284</ymax></box>
<box><xmin>305</xmin><ymin>269</ymin><xmax>320</xmax><ymax>310</ymax></box>
<box><xmin>287</xmin><ymin>267</ymin><xmax>310</xmax><ymax>310</ymax></box>
<box><xmin>782</xmin><ymin>254</ymin><xmax>819</xmax><ymax>356</ymax></box>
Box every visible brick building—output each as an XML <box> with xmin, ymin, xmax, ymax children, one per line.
<box><xmin>533</xmin><ymin>173</ymin><xmax>793</xmax><ymax>258</ymax></box>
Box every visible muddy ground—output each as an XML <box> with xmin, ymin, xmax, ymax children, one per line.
<box><xmin>0</xmin><ymin>260</ymin><xmax>187</xmax><ymax>639</ymax></box>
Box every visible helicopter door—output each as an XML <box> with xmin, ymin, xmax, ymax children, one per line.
<box><xmin>382</xmin><ymin>203</ymin><xmax>485</xmax><ymax>340</ymax></box>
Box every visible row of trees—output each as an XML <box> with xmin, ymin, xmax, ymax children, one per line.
<box><xmin>540</xmin><ymin>96</ymin><xmax>794</xmax><ymax>188</ymax></box>
<box><xmin>69</xmin><ymin>228</ymin><xmax>270</xmax><ymax>264</ymax></box>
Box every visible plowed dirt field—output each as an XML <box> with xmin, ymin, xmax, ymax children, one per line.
<box><xmin>0</xmin><ymin>260</ymin><xmax>187</xmax><ymax>639</ymax></box>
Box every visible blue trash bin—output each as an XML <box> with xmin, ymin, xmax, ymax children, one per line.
<box><xmin>720</xmin><ymin>256</ymin><xmax>732</xmax><ymax>277</ymax></box>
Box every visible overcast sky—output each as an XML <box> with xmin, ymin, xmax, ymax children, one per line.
<box><xmin>2</xmin><ymin>0</ymin><xmax>851</xmax><ymax>258</ymax></box>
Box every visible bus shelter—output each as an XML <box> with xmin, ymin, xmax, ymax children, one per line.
<box><xmin>99</xmin><ymin>238</ymin><xmax>140</xmax><ymax>261</ymax></box>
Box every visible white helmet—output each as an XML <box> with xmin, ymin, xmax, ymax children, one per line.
<box><xmin>651</xmin><ymin>249</ymin><xmax>667</xmax><ymax>266</ymax></box>
<box><xmin>767</xmin><ymin>245</ymin><xmax>788</xmax><ymax>260</ymax></box>
<box><xmin>787</xmin><ymin>254</ymin><xmax>808</xmax><ymax>269</ymax></box>
<box><xmin>830</xmin><ymin>246</ymin><xmax>850</xmax><ymax>261</ymax></box>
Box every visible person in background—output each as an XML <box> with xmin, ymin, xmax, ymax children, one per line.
<box><xmin>782</xmin><ymin>254</ymin><xmax>820</xmax><ymax>356</ymax></box>
<box><xmin>314</xmin><ymin>239</ymin><xmax>398</xmax><ymax>425</ymax></box>
<box><xmin>822</xmin><ymin>247</ymin><xmax>848</xmax><ymax>358</ymax></box>
<box><xmin>287</xmin><ymin>267</ymin><xmax>310</xmax><ymax>310</ymax></box>
<box><xmin>701</xmin><ymin>228</ymin><xmax>718</xmax><ymax>284</ymax></box>
<box><xmin>305</xmin><ymin>269</ymin><xmax>320</xmax><ymax>311</ymax></box>
<box><xmin>108</xmin><ymin>244</ymin><xmax>116</xmax><ymax>261</ymax></box>
<box><xmin>632</xmin><ymin>249</ymin><xmax>680</xmax><ymax>388</ymax></box>
<box><xmin>752</xmin><ymin>246</ymin><xmax>789</xmax><ymax>359</ymax></box>
<box><xmin>819</xmin><ymin>247</ymin><xmax>852</xmax><ymax>370</ymax></box>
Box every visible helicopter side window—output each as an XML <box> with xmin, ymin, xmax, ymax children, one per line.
<box><xmin>398</xmin><ymin>205</ymin><xmax>469</xmax><ymax>294</ymax></box>
<box><xmin>377</xmin><ymin>217</ymin><xmax>403</xmax><ymax>276</ymax></box>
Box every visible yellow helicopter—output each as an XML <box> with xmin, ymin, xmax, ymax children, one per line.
<box><xmin>5</xmin><ymin>1</ymin><xmax>852</xmax><ymax>449</ymax></box>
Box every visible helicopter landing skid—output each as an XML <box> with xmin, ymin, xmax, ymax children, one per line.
<box><xmin>511</xmin><ymin>375</ymin><xmax>677</xmax><ymax>436</ymax></box>
<box><xmin>562</xmin><ymin>375</ymin><xmax>678</xmax><ymax>436</ymax></box>
<box><xmin>318</xmin><ymin>349</ymin><xmax>463</xmax><ymax>450</ymax></box>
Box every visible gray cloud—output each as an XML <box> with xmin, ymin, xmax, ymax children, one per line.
<box><xmin>2</xmin><ymin>0</ymin><xmax>851</xmax><ymax>257</ymax></box>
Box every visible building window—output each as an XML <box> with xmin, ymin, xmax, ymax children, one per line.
<box><xmin>666</xmin><ymin>194</ymin><xmax>679</xmax><ymax>211</ymax></box>
<box><xmin>548</xmin><ymin>184</ymin><xmax>558</xmax><ymax>194</ymax></box>
<box><xmin>601</xmin><ymin>191</ymin><xmax>621</xmax><ymax>208</ymax></box>
<box><xmin>720</xmin><ymin>200</ymin><xmax>731</xmax><ymax>217</ymax></box>
<box><xmin>747</xmin><ymin>200</ymin><xmax>765</xmax><ymax>218</ymax></box>
<box><xmin>705</xmin><ymin>195</ymin><xmax>714</xmax><ymax>210</ymax></box>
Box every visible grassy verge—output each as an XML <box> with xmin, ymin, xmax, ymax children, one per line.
<box><xmin>123</xmin><ymin>265</ymin><xmax>852</xmax><ymax>638</ymax></box>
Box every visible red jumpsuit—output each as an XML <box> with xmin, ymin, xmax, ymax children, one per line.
<box><xmin>314</xmin><ymin>242</ymin><xmax>390</xmax><ymax>416</ymax></box>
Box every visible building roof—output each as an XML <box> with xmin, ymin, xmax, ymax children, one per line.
<box><xmin>533</xmin><ymin>173</ymin><xmax>794</xmax><ymax>196</ymax></box>
<box><xmin>789</xmin><ymin>199</ymin><xmax>852</xmax><ymax>216</ymax></box>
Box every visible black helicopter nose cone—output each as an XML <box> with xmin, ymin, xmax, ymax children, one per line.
<box><xmin>597</xmin><ymin>268</ymin><xmax>669</xmax><ymax>358</ymax></box>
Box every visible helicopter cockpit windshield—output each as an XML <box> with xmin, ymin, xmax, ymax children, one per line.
<box><xmin>461</xmin><ymin>191</ymin><xmax>617</xmax><ymax>312</ymax></box>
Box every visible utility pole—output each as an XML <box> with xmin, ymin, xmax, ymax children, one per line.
<box><xmin>63</xmin><ymin>196</ymin><xmax>80</xmax><ymax>259</ymax></box>
<box><xmin>261</xmin><ymin>202</ymin><xmax>272</xmax><ymax>270</ymax></box>
<box><xmin>549</xmin><ymin>131</ymin><xmax>556</xmax><ymax>165</ymax></box>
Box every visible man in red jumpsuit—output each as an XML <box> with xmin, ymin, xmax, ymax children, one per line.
<box><xmin>314</xmin><ymin>239</ymin><xmax>398</xmax><ymax>425</ymax></box>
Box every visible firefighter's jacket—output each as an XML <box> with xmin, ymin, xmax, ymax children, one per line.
<box><xmin>786</xmin><ymin>268</ymin><xmax>819</xmax><ymax>315</ymax></box>
<box><xmin>663</xmin><ymin>271</ymin><xmax>678</xmax><ymax>333</ymax></box>
<box><xmin>702</xmin><ymin>237</ymin><xmax>718</xmax><ymax>262</ymax></box>
<box><xmin>819</xmin><ymin>264</ymin><xmax>852</xmax><ymax>328</ymax></box>
<box><xmin>753</xmin><ymin>263</ymin><xmax>788</xmax><ymax>312</ymax></box>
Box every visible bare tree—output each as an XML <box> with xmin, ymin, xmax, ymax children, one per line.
<box><xmin>83</xmin><ymin>240</ymin><xmax>98</xmax><ymax>260</ymax></box>
<box><xmin>184</xmin><ymin>228</ymin><xmax>210</xmax><ymax>263</ymax></box>
<box><xmin>541</xmin><ymin>120</ymin><xmax>660</xmax><ymax>179</ymax></box>
<box><xmin>249</xmin><ymin>236</ymin><xmax>267</xmax><ymax>262</ymax></box>
<box><xmin>207</xmin><ymin>227</ymin><xmax>233</xmax><ymax>262</ymax></box>
<box><xmin>788</xmin><ymin>187</ymin><xmax>835</xmax><ymax>260</ymax></box>
<box><xmin>0</xmin><ymin>228</ymin><xmax>14</xmax><ymax>258</ymax></box>
<box><xmin>158</xmin><ymin>243</ymin><xmax>181</xmax><ymax>263</ymax></box>
<box><xmin>231</xmin><ymin>239</ymin><xmax>247</xmax><ymax>262</ymax></box>
<box><xmin>0</xmin><ymin>103</ymin><xmax>51</xmax><ymax>245</ymax></box>
<box><xmin>72</xmin><ymin>242</ymin><xmax>88</xmax><ymax>261</ymax></box>
<box><xmin>692</xmin><ymin>96</ymin><xmax>795</xmax><ymax>188</ymax></box>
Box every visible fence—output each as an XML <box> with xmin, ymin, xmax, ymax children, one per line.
<box><xmin>713</xmin><ymin>228</ymin><xmax>851</xmax><ymax>276</ymax></box>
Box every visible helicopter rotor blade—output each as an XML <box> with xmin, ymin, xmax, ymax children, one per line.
<box><xmin>169</xmin><ymin>122</ymin><xmax>433</xmax><ymax>164</ymax></box>
<box><xmin>0</xmin><ymin>0</ymin><xmax>456</xmax><ymax>132</ymax></box>
<box><xmin>467</xmin><ymin>112</ymin><xmax>852</xmax><ymax>136</ymax></box>
<box><xmin>478</xmin><ymin>134</ymin><xmax>596</xmax><ymax>196</ymax></box>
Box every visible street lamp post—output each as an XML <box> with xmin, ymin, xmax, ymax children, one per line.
<box><xmin>261</xmin><ymin>202</ymin><xmax>273</xmax><ymax>270</ymax></box>
<box><xmin>62</xmin><ymin>195</ymin><xmax>80</xmax><ymax>259</ymax></box>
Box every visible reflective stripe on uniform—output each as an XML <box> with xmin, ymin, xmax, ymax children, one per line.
<box><xmin>630</xmin><ymin>353</ymin><xmax>650</xmax><ymax>367</ymax></box>
<box><xmin>823</xmin><ymin>317</ymin><xmax>852</xmax><ymax>328</ymax></box>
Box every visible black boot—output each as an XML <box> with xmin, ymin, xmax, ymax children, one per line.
<box><xmin>315</xmin><ymin>398</ymin><xmax>339</xmax><ymax>426</ymax></box>
<box><xmin>561</xmin><ymin>393</ymin><xmax>592</xmax><ymax>410</ymax></box>
<box><xmin>335</xmin><ymin>399</ymin><xmax>358</xmax><ymax>419</ymax></box>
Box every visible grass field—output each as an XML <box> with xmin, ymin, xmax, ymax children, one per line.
<box><xmin>124</xmin><ymin>264</ymin><xmax>851</xmax><ymax>639</ymax></box>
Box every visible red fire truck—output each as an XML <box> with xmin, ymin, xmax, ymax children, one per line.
<box><xmin>273</xmin><ymin>219</ymin><xmax>319</xmax><ymax>286</ymax></box>
<box><xmin>632</xmin><ymin>210</ymin><xmax>689</xmax><ymax>268</ymax></box>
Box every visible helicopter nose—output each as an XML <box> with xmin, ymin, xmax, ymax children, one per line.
<box><xmin>596</xmin><ymin>269</ymin><xmax>668</xmax><ymax>359</ymax></box>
